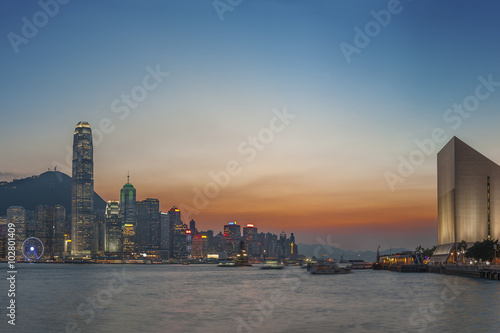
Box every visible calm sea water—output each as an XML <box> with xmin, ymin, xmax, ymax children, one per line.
<box><xmin>0</xmin><ymin>263</ymin><xmax>499</xmax><ymax>333</ymax></box>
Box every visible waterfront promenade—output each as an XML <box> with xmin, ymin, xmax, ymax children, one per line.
<box><xmin>429</xmin><ymin>264</ymin><xmax>500</xmax><ymax>280</ymax></box>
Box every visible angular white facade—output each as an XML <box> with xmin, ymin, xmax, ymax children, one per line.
<box><xmin>438</xmin><ymin>137</ymin><xmax>500</xmax><ymax>245</ymax></box>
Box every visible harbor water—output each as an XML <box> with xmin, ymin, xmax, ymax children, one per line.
<box><xmin>1</xmin><ymin>263</ymin><xmax>499</xmax><ymax>333</ymax></box>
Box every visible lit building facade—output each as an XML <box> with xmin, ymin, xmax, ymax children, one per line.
<box><xmin>167</xmin><ymin>206</ymin><xmax>183</xmax><ymax>258</ymax></box>
<box><xmin>35</xmin><ymin>205</ymin><xmax>65</xmax><ymax>257</ymax></box>
<box><xmin>242</xmin><ymin>224</ymin><xmax>258</xmax><ymax>256</ymax></box>
<box><xmin>290</xmin><ymin>233</ymin><xmax>298</xmax><ymax>260</ymax></box>
<box><xmin>160</xmin><ymin>212</ymin><xmax>170</xmax><ymax>251</ymax></box>
<box><xmin>120</xmin><ymin>177</ymin><xmax>137</xmax><ymax>227</ymax></box>
<box><xmin>105</xmin><ymin>201</ymin><xmax>122</xmax><ymax>253</ymax></box>
<box><xmin>137</xmin><ymin>198</ymin><xmax>160</xmax><ymax>250</ymax></box>
<box><xmin>433</xmin><ymin>137</ymin><xmax>500</xmax><ymax>262</ymax></box>
<box><xmin>71</xmin><ymin>121</ymin><xmax>94</xmax><ymax>256</ymax></box>
<box><xmin>120</xmin><ymin>177</ymin><xmax>137</xmax><ymax>253</ymax></box>
<box><xmin>192</xmin><ymin>234</ymin><xmax>209</xmax><ymax>258</ymax></box>
<box><xmin>224</xmin><ymin>222</ymin><xmax>241</xmax><ymax>255</ymax></box>
<box><xmin>172</xmin><ymin>223</ymin><xmax>188</xmax><ymax>259</ymax></box>
<box><xmin>278</xmin><ymin>231</ymin><xmax>287</xmax><ymax>259</ymax></box>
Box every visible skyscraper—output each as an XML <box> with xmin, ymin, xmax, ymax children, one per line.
<box><xmin>242</xmin><ymin>224</ymin><xmax>258</xmax><ymax>256</ymax></box>
<box><xmin>160</xmin><ymin>212</ymin><xmax>170</xmax><ymax>251</ymax></box>
<box><xmin>167</xmin><ymin>206</ymin><xmax>182</xmax><ymax>257</ymax></box>
<box><xmin>71</xmin><ymin>121</ymin><xmax>94</xmax><ymax>256</ymax></box>
<box><xmin>137</xmin><ymin>198</ymin><xmax>160</xmax><ymax>250</ymax></box>
<box><xmin>189</xmin><ymin>219</ymin><xmax>197</xmax><ymax>235</ymax></box>
<box><xmin>224</xmin><ymin>222</ymin><xmax>241</xmax><ymax>255</ymax></box>
<box><xmin>278</xmin><ymin>231</ymin><xmax>287</xmax><ymax>259</ymax></box>
<box><xmin>432</xmin><ymin>137</ymin><xmax>500</xmax><ymax>263</ymax></box>
<box><xmin>35</xmin><ymin>205</ymin><xmax>65</xmax><ymax>257</ymax></box>
<box><xmin>172</xmin><ymin>223</ymin><xmax>188</xmax><ymax>259</ymax></box>
<box><xmin>120</xmin><ymin>174</ymin><xmax>137</xmax><ymax>227</ymax></box>
<box><xmin>105</xmin><ymin>201</ymin><xmax>122</xmax><ymax>253</ymax></box>
<box><xmin>290</xmin><ymin>233</ymin><xmax>298</xmax><ymax>260</ymax></box>
<box><xmin>120</xmin><ymin>175</ymin><xmax>137</xmax><ymax>254</ymax></box>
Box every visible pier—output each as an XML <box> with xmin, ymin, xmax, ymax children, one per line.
<box><xmin>428</xmin><ymin>264</ymin><xmax>500</xmax><ymax>280</ymax></box>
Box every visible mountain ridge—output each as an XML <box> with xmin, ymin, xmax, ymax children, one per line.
<box><xmin>0</xmin><ymin>171</ymin><xmax>106</xmax><ymax>215</ymax></box>
<box><xmin>297</xmin><ymin>243</ymin><xmax>410</xmax><ymax>262</ymax></box>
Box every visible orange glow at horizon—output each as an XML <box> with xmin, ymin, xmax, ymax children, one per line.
<box><xmin>94</xmin><ymin>169</ymin><xmax>438</xmax><ymax>248</ymax></box>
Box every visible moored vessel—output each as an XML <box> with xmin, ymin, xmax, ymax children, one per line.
<box><xmin>217</xmin><ymin>241</ymin><xmax>252</xmax><ymax>267</ymax></box>
<box><xmin>348</xmin><ymin>260</ymin><xmax>373</xmax><ymax>269</ymax></box>
<box><xmin>261</xmin><ymin>260</ymin><xmax>285</xmax><ymax>269</ymax></box>
<box><xmin>310</xmin><ymin>261</ymin><xmax>352</xmax><ymax>274</ymax></box>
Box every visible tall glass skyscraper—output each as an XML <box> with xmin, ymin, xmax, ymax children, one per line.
<box><xmin>120</xmin><ymin>175</ymin><xmax>137</xmax><ymax>253</ymax></box>
<box><xmin>120</xmin><ymin>175</ymin><xmax>137</xmax><ymax>226</ymax></box>
<box><xmin>223</xmin><ymin>222</ymin><xmax>241</xmax><ymax>255</ymax></box>
<box><xmin>35</xmin><ymin>205</ymin><xmax>66</xmax><ymax>257</ymax></box>
<box><xmin>105</xmin><ymin>201</ymin><xmax>122</xmax><ymax>253</ymax></box>
<box><xmin>71</xmin><ymin>121</ymin><xmax>94</xmax><ymax>256</ymax></box>
<box><xmin>137</xmin><ymin>198</ymin><xmax>160</xmax><ymax>250</ymax></box>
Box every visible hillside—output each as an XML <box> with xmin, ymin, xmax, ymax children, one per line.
<box><xmin>0</xmin><ymin>171</ymin><xmax>106</xmax><ymax>215</ymax></box>
<box><xmin>297</xmin><ymin>243</ymin><xmax>410</xmax><ymax>262</ymax></box>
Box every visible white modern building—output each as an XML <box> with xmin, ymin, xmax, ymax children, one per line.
<box><xmin>431</xmin><ymin>137</ymin><xmax>500</xmax><ymax>263</ymax></box>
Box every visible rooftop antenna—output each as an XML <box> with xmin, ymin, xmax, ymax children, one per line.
<box><xmin>127</xmin><ymin>171</ymin><xmax>130</xmax><ymax>183</ymax></box>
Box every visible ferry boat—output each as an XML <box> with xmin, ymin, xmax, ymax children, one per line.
<box><xmin>217</xmin><ymin>241</ymin><xmax>252</xmax><ymax>267</ymax></box>
<box><xmin>261</xmin><ymin>260</ymin><xmax>285</xmax><ymax>269</ymax></box>
<box><xmin>310</xmin><ymin>261</ymin><xmax>352</xmax><ymax>274</ymax></box>
<box><xmin>348</xmin><ymin>260</ymin><xmax>373</xmax><ymax>269</ymax></box>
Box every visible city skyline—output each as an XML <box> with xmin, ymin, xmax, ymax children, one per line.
<box><xmin>3</xmin><ymin>1</ymin><xmax>500</xmax><ymax>250</ymax></box>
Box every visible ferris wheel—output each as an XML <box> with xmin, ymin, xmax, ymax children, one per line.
<box><xmin>22</xmin><ymin>237</ymin><xmax>44</xmax><ymax>261</ymax></box>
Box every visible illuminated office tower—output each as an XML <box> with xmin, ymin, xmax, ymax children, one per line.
<box><xmin>290</xmin><ymin>233</ymin><xmax>298</xmax><ymax>260</ymax></box>
<box><xmin>35</xmin><ymin>205</ymin><xmax>65</xmax><ymax>257</ymax></box>
<box><xmin>71</xmin><ymin>121</ymin><xmax>94</xmax><ymax>256</ymax></box>
<box><xmin>192</xmin><ymin>233</ymin><xmax>209</xmax><ymax>258</ymax></box>
<box><xmin>432</xmin><ymin>137</ymin><xmax>500</xmax><ymax>263</ymax></box>
<box><xmin>167</xmin><ymin>206</ymin><xmax>182</xmax><ymax>257</ymax></box>
<box><xmin>242</xmin><ymin>224</ymin><xmax>258</xmax><ymax>256</ymax></box>
<box><xmin>120</xmin><ymin>175</ymin><xmax>137</xmax><ymax>226</ymax></box>
<box><xmin>278</xmin><ymin>231</ymin><xmax>287</xmax><ymax>259</ymax></box>
<box><xmin>7</xmin><ymin>206</ymin><xmax>26</xmax><ymax>256</ymax></box>
<box><xmin>164</xmin><ymin>206</ymin><xmax>189</xmax><ymax>259</ymax></box>
<box><xmin>136</xmin><ymin>198</ymin><xmax>160</xmax><ymax>250</ymax></box>
<box><xmin>160</xmin><ymin>212</ymin><xmax>170</xmax><ymax>251</ymax></box>
<box><xmin>172</xmin><ymin>223</ymin><xmax>188</xmax><ymax>259</ymax></box>
<box><xmin>120</xmin><ymin>176</ymin><xmax>137</xmax><ymax>253</ymax></box>
<box><xmin>186</xmin><ymin>229</ymin><xmax>192</xmax><ymax>258</ymax></box>
<box><xmin>105</xmin><ymin>201</ymin><xmax>122</xmax><ymax>253</ymax></box>
<box><xmin>52</xmin><ymin>205</ymin><xmax>66</xmax><ymax>256</ymax></box>
<box><xmin>223</xmin><ymin>222</ymin><xmax>241</xmax><ymax>255</ymax></box>
<box><xmin>106</xmin><ymin>201</ymin><xmax>120</xmax><ymax>217</ymax></box>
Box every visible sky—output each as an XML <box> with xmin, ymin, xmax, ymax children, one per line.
<box><xmin>2</xmin><ymin>0</ymin><xmax>500</xmax><ymax>250</ymax></box>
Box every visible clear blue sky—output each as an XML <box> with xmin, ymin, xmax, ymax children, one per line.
<box><xmin>1</xmin><ymin>0</ymin><xmax>500</xmax><ymax>250</ymax></box>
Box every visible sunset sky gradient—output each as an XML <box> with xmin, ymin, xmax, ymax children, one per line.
<box><xmin>2</xmin><ymin>0</ymin><xmax>500</xmax><ymax>250</ymax></box>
